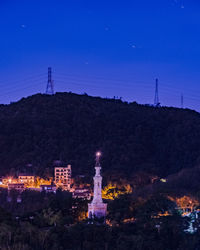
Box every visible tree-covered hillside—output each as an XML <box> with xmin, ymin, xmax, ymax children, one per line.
<box><xmin>0</xmin><ymin>92</ymin><xmax>200</xmax><ymax>178</ymax></box>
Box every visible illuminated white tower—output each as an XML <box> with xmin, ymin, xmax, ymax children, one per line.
<box><xmin>88</xmin><ymin>152</ymin><xmax>107</xmax><ymax>219</ymax></box>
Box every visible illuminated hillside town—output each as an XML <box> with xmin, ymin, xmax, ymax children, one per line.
<box><xmin>0</xmin><ymin>153</ymin><xmax>199</xmax><ymax>217</ymax></box>
<box><xmin>1</xmin><ymin>150</ymin><xmax>199</xmax><ymax>230</ymax></box>
<box><xmin>0</xmin><ymin>154</ymin><xmax>102</xmax><ymax>203</ymax></box>
<box><xmin>0</xmin><ymin>147</ymin><xmax>199</xmax><ymax>241</ymax></box>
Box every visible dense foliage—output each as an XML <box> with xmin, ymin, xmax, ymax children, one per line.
<box><xmin>0</xmin><ymin>190</ymin><xmax>199</xmax><ymax>250</ymax></box>
<box><xmin>1</xmin><ymin>92</ymin><xmax>200</xmax><ymax>249</ymax></box>
<box><xmin>0</xmin><ymin>92</ymin><xmax>200</xmax><ymax>180</ymax></box>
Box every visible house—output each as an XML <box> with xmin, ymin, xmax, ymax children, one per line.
<box><xmin>8</xmin><ymin>183</ymin><xmax>25</xmax><ymax>192</ymax></box>
<box><xmin>2</xmin><ymin>177</ymin><xmax>14</xmax><ymax>185</ymax></box>
<box><xmin>73</xmin><ymin>187</ymin><xmax>91</xmax><ymax>200</ymax></box>
<box><xmin>18</xmin><ymin>174</ymin><xmax>35</xmax><ymax>185</ymax></box>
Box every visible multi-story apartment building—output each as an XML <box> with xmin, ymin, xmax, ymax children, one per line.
<box><xmin>54</xmin><ymin>165</ymin><xmax>71</xmax><ymax>190</ymax></box>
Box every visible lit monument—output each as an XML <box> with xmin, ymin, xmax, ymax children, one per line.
<box><xmin>88</xmin><ymin>152</ymin><xmax>107</xmax><ymax>219</ymax></box>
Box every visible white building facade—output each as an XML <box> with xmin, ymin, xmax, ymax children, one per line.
<box><xmin>54</xmin><ymin>165</ymin><xmax>71</xmax><ymax>190</ymax></box>
<box><xmin>88</xmin><ymin>152</ymin><xmax>107</xmax><ymax>219</ymax></box>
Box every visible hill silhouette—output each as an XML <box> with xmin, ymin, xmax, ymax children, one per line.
<box><xmin>0</xmin><ymin>92</ymin><xmax>200</xmax><ymax>179</ymax></box>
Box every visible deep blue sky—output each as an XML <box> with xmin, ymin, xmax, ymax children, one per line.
<box><xmin>0</xmin><ymin>0</ymin><xmax>200</xmax><ymax>110</ymax></box>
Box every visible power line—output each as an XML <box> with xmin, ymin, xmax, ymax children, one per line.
<box><xmin>0</xmin><ymin>81</ymin><xmax>44</xmax><ymax>98</ymax></box>
<box><xmin>55</xmin><ymin>76</ymin><xmax>200</xmax><ymax>106</ymax></box>
<box><xmin>54</xmin><ymin>73</ymin><xmax>200</xmax><ymax>99</ymax></box>
<box><xmin>0</xmin><ymin>69</ymin><xmax>200</xmax><ymax>111</ymax></box>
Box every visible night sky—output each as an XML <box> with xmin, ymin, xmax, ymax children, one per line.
<box><xmin>0</xmin><ymin>0</ymin><xmax>200</xmax><ymax>110</ymax></box>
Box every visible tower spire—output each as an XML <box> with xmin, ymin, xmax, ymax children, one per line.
<box><xmin>95</xmin><ymin>151</ymin><xmax>101</xmax><ymax>167</ymax></box>
<box><xmin>88</xmin><ymin>151</ymin><xmax>107</xmax><ymax>220</ymax></box>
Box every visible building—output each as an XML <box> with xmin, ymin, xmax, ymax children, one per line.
<box><xmin>54</xmin><ymin>165</ymin><xmax>71</xmax><ymax>190</ymax></box>
<box><xmin>73</xmin><ymin>187</ymin><xmax>91</xmax><ymax>200</ymax></box>
<box><xmin>88</xmin><ymin>152</ymin><xmax>107</xmax><ymax>219</ymax></box>
<box><xmin>18</xmin><ymin>174</ymin><xmax>35</xmax><ymax>185</ymax></box>
<box><xmin>8</xmin><ymin>183</ymin><xmax>25</xmax><ymax>192</ymax></box>
<box><xmin>7</xmin><ymin>183</ymin><xmax>25</xmax><ymax>203</ymax></box>
<box><xmin>40</xmin><ymin>184</ymin><xmax>56</xmax><ymax>193</ymax></box>
<box><xmin>1</xmin><ymin>177</ymin><xmax>8</xmax><ymax>185</ymax></box>
<box><xmin>29</xmin><ymin>187</ymin><xmax>40</xmax><ymax>192</ymax></box>
<box><xmin>2</xmin><ymin>177</ymin><xmax>17</xmax><ymax>185</ymax></box>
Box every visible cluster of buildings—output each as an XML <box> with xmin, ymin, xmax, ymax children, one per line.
<box><xmin>1</xmin><ymin>153</ymin><xmax>108</xmax><ymax>220</ymax></box>
<box><xmin>0</xmin><ymin>163</ymin><xmax>92</xmax><ymax>201</ymax></box>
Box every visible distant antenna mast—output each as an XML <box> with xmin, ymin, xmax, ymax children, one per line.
<box><xmin>181</xmin><ymin>94</ymin><xmax>184</xmax><ymax>109</ymax></box>
<box><xmin>154</xmin><ymin>78</ymin><xmax>160</xmax><ymax>107</ymax></box>
<box><xmin>46</xmin><ymin>67</ymin><xmax>54</xmax><ymax>95</ymax></box>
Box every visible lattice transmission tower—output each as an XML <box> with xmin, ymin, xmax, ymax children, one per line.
<box><xmin>154</xmin><ymin>78</ymin><xmax>160</xmax><ymax>107</ymax></box>
<box><xmin>181</xmin><ymin>93</ymin><xmax>184</xmax><ymax>108</ymax></box>
<box><xmin>46</xmin><ymin>67</ymin><xmax>54</xmax><ymax>95</ymax></box>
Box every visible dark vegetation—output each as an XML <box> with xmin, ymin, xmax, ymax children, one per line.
<box><xmin>0</xmin><ymin>190</ymin><xmax>199</xmax><ymax>250</ymax></box>
<box><xmin>0</xmin><ymin>92</ymin><xmax>200</xmax><ymax>181</ymax></box>
<box><xmin>1</xmin><ymin>92</ymin><xmax>200</xmax><ymax>249</ymax></box>
<box><xmin>130</xmin><ymin>164</ymin><xmax>200</xmax><ymax>203</ymax></box>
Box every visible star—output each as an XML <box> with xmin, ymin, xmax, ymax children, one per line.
<box><xmin>172</xmin><ymin>0</ymin><xmax>185</xmax><ymax>9</ymax></box>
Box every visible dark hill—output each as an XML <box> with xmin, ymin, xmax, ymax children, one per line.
<box><xmin>0</xmin><ymin>92</ymin><xmax>200</xmax><ymax>178</ymax></box>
